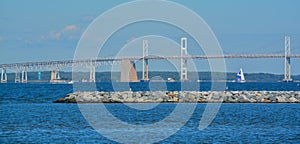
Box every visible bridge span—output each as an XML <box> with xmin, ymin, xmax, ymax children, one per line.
<box><xmin>0</xmin><ymin>36</ymin><xmax>299</xmax><ymax>83</ymax></box>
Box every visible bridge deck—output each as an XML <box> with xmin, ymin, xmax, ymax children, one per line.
<box><xmin>1</xmin><ymin>54</ymin><xmax>300</xmax><ymax>70</ymax></box>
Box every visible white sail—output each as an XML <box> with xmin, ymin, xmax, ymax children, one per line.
<box><xmin>240</xmin><ymin>68</ymin><xmax>245</xmax><ymax>81</ymax></box>
<box><xmin>236</xmin><ymin>68</ymin><xmax>246</xmax><ymax>82</ymax></box>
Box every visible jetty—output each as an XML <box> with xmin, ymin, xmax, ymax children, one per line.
<box><xmin>54</xmin><ymin>91</ymin><xmax>300</xmax><ymax>103</ymax></box>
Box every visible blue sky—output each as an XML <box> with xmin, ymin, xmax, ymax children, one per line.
<box><xmin>0</xmin><ymin>0</ymin><xmax>299</xmax><ymax>74</ymax></box>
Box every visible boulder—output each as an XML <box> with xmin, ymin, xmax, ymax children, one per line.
<box><xmin>289</xmin><ymin>97</ymin><xmax>298</xmax><ymax>103</ymax></box>
<box><xmin>276</xmin><ymin>96</ymin><xmax>287</xmax><ymax>103</ymax></box>
<box><xmin>238</xmin><ymin>95</ymin><xmax>250</xmax><ymax>103</ymax></box>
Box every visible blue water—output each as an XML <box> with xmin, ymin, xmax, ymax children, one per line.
<box><xmin>1</xmin><ymin>82</ymin><xmax>300</xmax><ymax>143</ymax></box>
<box><xmin>1</xmin><ymin>82</ymin><xmax>299</xmax><ymax>104</ymax></box>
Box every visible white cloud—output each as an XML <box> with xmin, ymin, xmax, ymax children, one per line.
<box><xmin>43</xmin><ymin>24</ymin><xmax>80</xmax><ymax>40</ymax></box>
<box><xmin>48</xmin><ymin>31</ymin><xmax>62</xmax><ymax>40</ymax></box>
<box><xmin>62</xmin><ymin>25</ymin><xmax>78</xmax><ymax>32</ymax></box>
<box><xmin>13</xmin><ymin>36</ymin><xmax>35</xmax><ymax>45</ymax></box>
<box><xmin>81</xmin><ymin>16</ymin><xmax>94</xmax><ymax>22</ymax></box>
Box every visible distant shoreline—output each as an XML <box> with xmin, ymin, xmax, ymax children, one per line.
<box><xmin>2</xmin><ymin>71</ymin><xmax>300</xmax><ymax>83</ymax></box>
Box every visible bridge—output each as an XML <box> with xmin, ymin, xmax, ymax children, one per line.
<box><xmin>1</xmin><ymin>36</ymin><xmax>299</xmax><ymax>83</ymax></box>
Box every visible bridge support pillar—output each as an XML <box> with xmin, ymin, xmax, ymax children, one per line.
<box><xmin>15</xmin><ymin>71</ymin><xmax>20</xmax><ymax>83</ymax></box>
<box><xmin>180</xmin><ymin>37</ymin><xmax>188</xmax><ymax>81</ymax></box>
<box><xmin>21</xmin><ymin>69</ymin><xmax>28</xmax><ymax>83</ymax></box>
<box><xmin>89</xmin><ymin>66</ymin><xmax>96</xmax><ymax>82</ymax></box>
<box><xmin>283</xmin><ymin>36</ymin><xmax>292</xmax><ymax>82</ymax></box>
<box><xmin>1</xmin><ymin>68</ymin><xmax>7</xmax><ymax>83</ymax></box>
<box><xmin>142</xmin><ymin>40</ymin><xmax>149</xmax><ymax>81</ymax></box>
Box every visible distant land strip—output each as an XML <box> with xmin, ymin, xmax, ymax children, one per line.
<box><xmin>3</xmin><ymin>71</ymin><xmax>300</xmax><ymax>82</ymax></box>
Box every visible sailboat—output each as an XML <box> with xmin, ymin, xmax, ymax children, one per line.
<box><xmin>236</xmin><ymin>68</ymin><xmax>246</xmax><ymax>83</ymax></box>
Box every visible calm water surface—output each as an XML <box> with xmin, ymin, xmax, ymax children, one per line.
<box><xmin>0</xmin><ymin>83</ymin><xmax>299</xmax><ymax>143</ymax></box>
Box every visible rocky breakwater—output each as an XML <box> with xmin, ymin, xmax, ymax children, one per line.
<box><xmin>54</xmin><ymin>91</ymin><xmax>300</xmax><ymax>103</ymax></box>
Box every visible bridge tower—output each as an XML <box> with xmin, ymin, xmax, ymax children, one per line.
<box><xmin>180</xmin><ymin>37</ymin><xmax>188</xmax><ymax>81</ymax></box>
<box><xmin>283</xmin><ymin>36</ymin><xmax>292</xmax><ymax>82</ymax></box>
<box><xmin>142</xmin><ymin>40</ymin><xmax>149</xmax><ymax>81</ymax></box>
<box><xmin>1</xmin><ymin>68</ymin><xmax>7</xmax><ymax>83</ymax></box>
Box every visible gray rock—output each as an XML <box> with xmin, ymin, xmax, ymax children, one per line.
<box><xmin>238</xmin><ymin>95</ymin><xmax>250</xmax><ymax>103</ymax></box>
<box><xmin>276</xmin><ymin>96</ymin><xmax>287</xmax><ymax>103</ymax></box>
<box><xmin>288</xmin><ymin>97</ymin><xmax>298</xmax><ymax>103</ymax></box>
<box><xmin>269</xmin><ymin>96</ymin><xmax>277</xmax><ymax>102</ymax></box>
